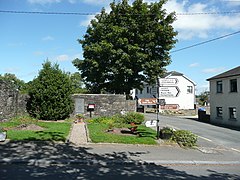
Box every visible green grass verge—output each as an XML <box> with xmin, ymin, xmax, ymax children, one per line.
<box><xmin>1</xmin><ymin>120</ymin><xmax>71</xmax><ymax>142</ymax></box>
<box><xmin>87</xmin><ymin>123</ymin><xmax>157</xmax><ymax>145</ymax></box>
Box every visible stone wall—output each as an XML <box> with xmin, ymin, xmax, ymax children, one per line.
<box><xmin>0</xmin><ymin>80</ymin><xmax>28</xmax><ymax>121</ymax></box>
<box><xmin>72</xmin><ymin>94</ymin><xmax>136</xmax><ymax>117</ymax></box>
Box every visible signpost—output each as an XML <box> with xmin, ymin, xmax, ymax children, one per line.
<box><xmin>158</xmin><ymin>78</ymin><xmax>178</xmax><ymax>86</ymax></box>
<box><xmin>138</xmin><ymin>98</ymin><xmax>157</xmax><ymax>105</ymax></box>
<box><xmin>159</xmin><ymin>87</ymin><xmax>180</xmax><ymax>97</ymax></box>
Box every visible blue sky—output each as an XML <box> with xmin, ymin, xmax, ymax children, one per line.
<box><xmin>1</xmin><ymin>0</ymin><xmax>240</xmax><ymax>94</ymax></box>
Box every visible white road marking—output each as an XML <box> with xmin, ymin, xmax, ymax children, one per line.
<box><xmin>231</xmin><ymin>148</ymin><xmax>240</xmax><ymax>153</ymax></box>
<box><xmin>198</xmin><ymin>136</ymin><xmax>212</xmax><ymax>142</ymax></box>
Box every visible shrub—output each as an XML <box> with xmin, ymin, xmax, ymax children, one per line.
<box><xmin>124</xmin><ymin>112</ymin><xmax>145</xmax><ymax>124</ymax></box>
<box><xmin>26</xmin><ymin>61</ymin><xmax>74</xmax><ymax>120</ymax></box>
<box><xmin>88</xmin><ymin>116</ymin><xmax>112</xmax><ymax>124</ymax></box>
<box><xmin>172</xmin><ymin>130</ymin><xmax>197</xmax><ymax>147</ymax></box>
<box><xmin>160</xmin><ymin>127</ymin><xmax>174</xmax><ymax>139</ymax></box>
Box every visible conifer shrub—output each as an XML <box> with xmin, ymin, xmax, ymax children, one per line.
<box><xmin>27</xmin><ymin>61</ymin><xmax>74</xmax><ymax>120</ymax></box>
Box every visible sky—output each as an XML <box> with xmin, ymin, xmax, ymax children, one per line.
<box><xmin>0</xmin><ymin>0</ymin><xmax>240</xmax><ymax>94</ymax></box>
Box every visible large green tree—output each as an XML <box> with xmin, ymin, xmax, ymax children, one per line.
<box><xmin>73</xmin><ymin>0</ymin><xmax>177</xmax><ymax>95</ymax></box>
<box><xmin>70</xmin><ymin>72</ymin><xmax>88</xmax><ymax>94</ymax></box>
<box><xmin>0</xmin><ymin>73</ymin><xmax>26</xmax><ymax>92</ymax></box>
<box><xmin>27</xmin><ymin>61</ymin><xmax>74</xmax><ymax>120</ymax></box>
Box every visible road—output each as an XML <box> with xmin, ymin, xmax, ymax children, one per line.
<box><xmin>145</xmin><ymin>113</ymin><xmax>240</xmax><ymax>152</ymax></box>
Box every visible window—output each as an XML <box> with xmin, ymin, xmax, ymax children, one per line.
<box><xmin>216</xmin><ymin>81</ymin><xmax>222</xmax><ymax>93</ymax></box>
<box><xmin>229</xmin><ymin>107</ymin><xmax>237</xmax><ymax>119</ymax></box>
<box><xmin>230</xmin><ymin>79</ymin><xmax>237</xmax><ymax>92</ymax></box>
<box><xmin>216</xmin><ymin>107</ymin><xmax>222</xmax><ymax>118</ymax></box>
<box><xmin>140</xmin><ymin>90</ymin><xmax>143</xmax><ymax>94</ymax></box>
<box><xmin>135</xmin><ymin>89</ymin><xmax>138</xmax><ymax>94</ymax></box>
<box><xmin>187</xmin><ymin>86</ymin><xmax>193</xmax><ymax>93</ymax></box>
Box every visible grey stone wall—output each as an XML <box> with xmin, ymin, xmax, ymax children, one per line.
<box><xmin>72</xmin><ymin>94</ymin><xmax>136</xmax><ymax>117</ymax></box>
<box><xmin>0</xmin><ymin>80</ymin><xmax>28</xmax><ymax>121</ymax></box>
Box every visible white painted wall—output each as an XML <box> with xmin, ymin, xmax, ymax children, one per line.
<box><xmin>160</xmin><ymin>75</ymin><xmax>195</xmax><ymax>109</ymax></box>
<box><xmin>209</xmin><ymin>76</ymin><xmax>240</xmax><ymax>127</ymax></box>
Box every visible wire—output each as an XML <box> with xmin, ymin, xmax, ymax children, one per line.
<box><xmin>171</xmin><ymin>30</ymin><xmax>240</xmax><ymax>53</ymax></box>
<box><xmin>1</xmin><ymin>10</ymin><xmax>240</xmax><ymax>16</ymax></box>
<box><xmin>0</xmin><ymin>10</ymin><xmax>96</xmax><ymax>16</ymax></box>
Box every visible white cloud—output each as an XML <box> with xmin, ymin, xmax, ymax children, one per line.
<box><xmin>54</xmin><ymin>53</ymin><xmax>82</xmax><ymax>62</ymax></box>
<box><xmin>3</xmin><ymin>68</ymin><xmax>20</xmax><ymax>73</ymax></box>
<box><xmin>42</xmin><ymin>36</ymin><xmax>54</xmax><ymax>41</ymax></box>
<box><xmin>56</xmin><ymin>54</ymin><xmax>69</xmax><ymax>61</ymax></box>
<box><xmin>28</xmin><ymin>0</ymin><xmax>61</xmax><ymax>5</ymax></box>
<box><xmin>189</xmin><ymin>63</ymin><xmax>199</xmax><ymax>68</ymax></box>
<box><xmin>82</xmin><ymin>0</ymin><xmax>112</xmax><ymax>6</ymax></box>
<box><xmin>202</xmin><ymin>67</ymin><xmax>225</xmax><ymax>74</ymax></box>
<box><xmin>222</xmin><ymin>0</ymin><xmax>240</xmax><ymax>7</ymax></box>
<box><xmin>34</xmin><ymin>51</ymin><xmax>45</xmax><ymax>56</ymax></box>
<box><xmin>163</xmin><ymin>0</ymin><xmax>240</xmax><ymax>40</ymax></box>
<box><xmin>80</xmin><ymin>15</ymin><xmax>95</xmax><ymax>27</ymax></box>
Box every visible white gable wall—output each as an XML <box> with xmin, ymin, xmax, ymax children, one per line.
<box><xmin>161</xmin><ymin>75</ymin><xmax>195</xmax><ymax>109</ymax></box>
<box><xmin>133</xmin><ymin>73</ymin><xmax>196</xmax><ymax>110</ymax></box>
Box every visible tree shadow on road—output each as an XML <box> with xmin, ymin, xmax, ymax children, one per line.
<box><xmin>0</xmin><ymin>141</ymin><xmax>239</xmax><ymax>179</ymax></box>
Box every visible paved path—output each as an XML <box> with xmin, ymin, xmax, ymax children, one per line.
<box><xmin>68</xmin><ymin>122</ymin><xmax>88</xmax><ymax>145</ymax></box>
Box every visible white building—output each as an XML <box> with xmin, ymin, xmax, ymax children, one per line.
<box><xmin>207</xmin><ymin>66</ymin><xmax>240</xmax><ymax>128</ymax></box>
<box><xmin>132</xmin><ymin>71</ymin><xmax>196</xmax><ymax>110</ymax></box>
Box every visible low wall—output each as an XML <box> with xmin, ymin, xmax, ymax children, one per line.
<box><xmin>72</xmin><ymin>94</ymin><xmax>136</xmax><ymax>117</ymax></box>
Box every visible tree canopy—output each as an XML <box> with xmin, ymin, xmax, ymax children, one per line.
<box><xmin>27</xmin><ymin>61</ymin><xmax>74</xmax><ymax>120</ymax></box>
<box><xmin>0</xmin><ymin>73</ymin><xmax>26</xmax><ymax>92</ymax></box>
<box><xmin>73</xmin><ymin>0</ymin><xmax>177</xmax><ymax>95</ymax></box>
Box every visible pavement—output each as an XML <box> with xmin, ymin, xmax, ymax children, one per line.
<box><xmin>68</xmin><ymin>122</ymin><xmax>88</xmax><ymax>145</ymax></box>
<box><xmin>1</xmin><ymin>121</ymin><xmax>240</xmax><ymax>166</ymax></box>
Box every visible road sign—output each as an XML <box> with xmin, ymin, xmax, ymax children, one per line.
<box><xmin>158</xmin><ymin>78</ymin><xmax>178</xmax><ymax>86</ymax></box>
<box><xmin>159</xmin><ymin>86</ymin><xmax>180</xmax><ymax>97</ymax></box>
<box><xmin>138</xmin><ymin>98</ymin><xmax>157</xmax><ymax>105</ymax></box>
<box><xmin>158</xmin><ymin>99</ymin><xmax>166</xmax><ymax>106</ymax></box>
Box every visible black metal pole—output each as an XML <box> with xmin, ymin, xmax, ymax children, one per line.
<box><xmin>156</xmin><ymin>104</ymin><xmax>160</xmax><ymax>139</ymax></box>
<box><xmin>156</xmin><ymin>77</ymin><xmax>160</xmax><ymax>139</ymax></box>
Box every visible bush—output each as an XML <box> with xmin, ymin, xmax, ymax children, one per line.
<box><xmin>26</xmin><ymin>61</ymin><xmax>74</xmax><ymax>120</ymax></box>
<box><xmin>172</xmin><ymin>130</ymin><xmax>197</xmax><ymax>147</ymax></box>
<box><xmin>160</xmin><ymin>127</ymin><xmax>174</xmax><ymax>139</ymax></box>
<box><xmin>88</xmin><ymin>116</ymin><xmax>112</xmax><ymax>124</ymax></box>
<box><xmin>124</xmin><ymin>112</ymin><xmax>145</xmax><ymax>124</ymax></box>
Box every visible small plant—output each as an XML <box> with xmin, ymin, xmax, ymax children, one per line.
<box><xmin>160</xmin><ymin>127</ymin><xmax>174</xmax><ymax>139</ymax></box>
<box><xmin>76</xmin><ymin>113</ymin><xmax>84</xmax><ymax>119</ymax></box>
<box><xmin>0</xmin><ymin>127</ymin><xmax>6</xmax><ymax>133</ymax></box>
<box><xmin>171</xmin><ymin>130</ymin><xmax>197</xmax><ymax>148</ymax></box>
<box><xmin>75</xmin><ymin>113</ymin><xmax>85</xmax><ymax>123</ymax></box>
<box><xmin>124</xmin><ymin>112</ymin><xmax>145</xmax><ymax>124</ymax></box>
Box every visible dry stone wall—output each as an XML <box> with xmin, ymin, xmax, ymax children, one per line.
<box><xmin>0</xmin><ymin>80</ymin><xmax>28</xmax><ymax>121</ymax></box>
<box><xmin>72</xmin><ymin>94</ymin><xmax>136</xmax><ymax>117</ymax></box>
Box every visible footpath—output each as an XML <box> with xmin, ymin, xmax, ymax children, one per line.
<box><xmin>68</xmin><ymin>122</ymin><xmax>88</xmax><ymax>145</ymax></box>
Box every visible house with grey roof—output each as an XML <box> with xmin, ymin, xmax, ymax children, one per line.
<box><xmin>207</xmin><ymin>66</ymin><xmax>240</xmax><ymax>128</ymax></box>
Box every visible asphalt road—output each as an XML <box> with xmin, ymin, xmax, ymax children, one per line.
<box><xmin>145</xmin><ymin>113</ymin><xmax>240</xmax><ymax>152</ymax></box>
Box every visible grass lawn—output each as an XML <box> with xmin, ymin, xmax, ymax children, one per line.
<box><xmin>87</xmin><ymin>123</ymin><xmax>157</xmax><ymax>145</ymax></box>
<box><xmin>0</xmin><ymin>117</ymin><xmax>71</xmax><ymax>141</ymax></box>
